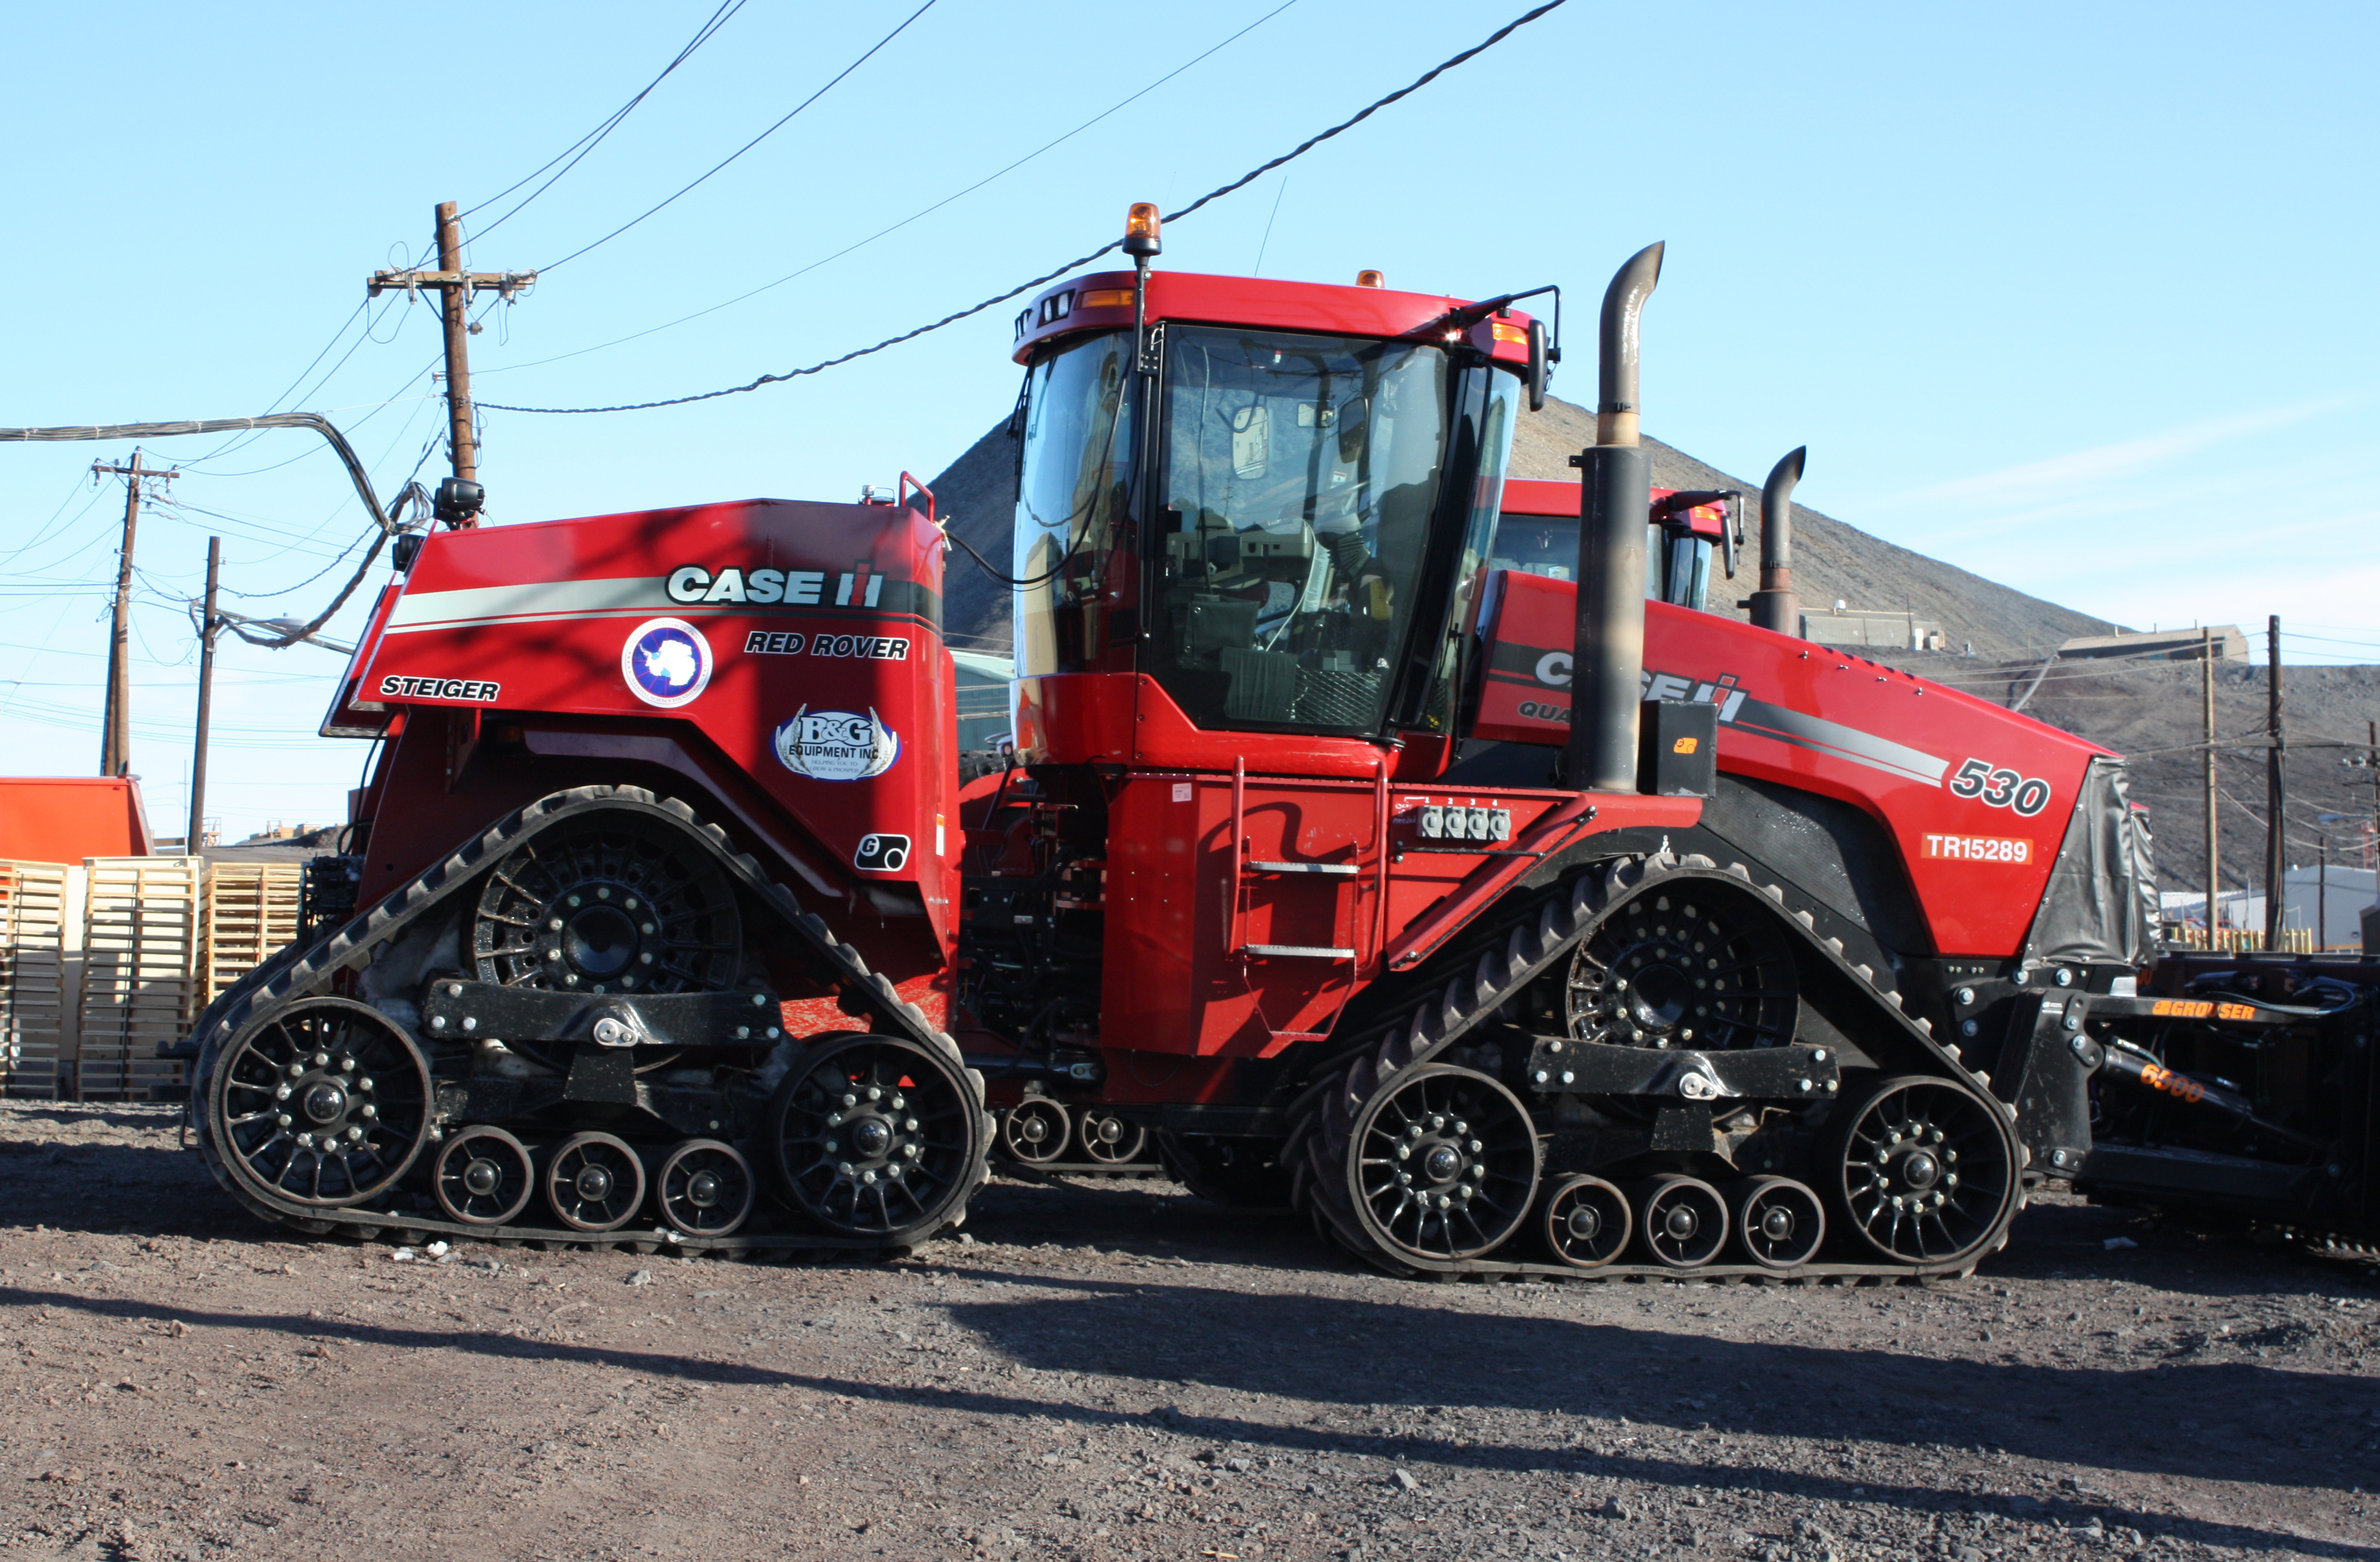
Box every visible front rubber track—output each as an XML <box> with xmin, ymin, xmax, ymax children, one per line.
<box><xmin>186</xmin><ymin>784</ymin><xmax>991</xmax><ymax>1253</ymax></box>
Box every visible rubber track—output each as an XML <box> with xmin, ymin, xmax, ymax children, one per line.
<box><xmin>187</xmin><ymin>784</ymin><xmax>991</xmax><ymax>1252</ymax></box>
<box><xmin>1283</xmin><ymin>850</ymin><xmax>2023</xmax><ymax>1281</ymax></box>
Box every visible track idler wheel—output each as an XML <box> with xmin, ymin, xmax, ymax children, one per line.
<box><xmin>433</xmin><ymin>1125</ymin><xmax>537</xmax><ymax>1226</ymax></box>
<box><xmin>1348</xmin><ymin>1065</ymin><xmax>1541</xmax><ymax>1263</ymax></box>
<box><xmin>769</xmin><ymin>1033</ymin><xmax>984</xmax><ymax>1243</ymax></box>
<box><xmin>546</xmin><ymin>1132</ymin><xmax>648</xmax><ymax>1232</ymax></box>
<box><xmin>470</xmin><ymin>814</ymin><xmax>742</xmax><ymax>1000</ymax></box>
<box><xmin>999</xmin><ymin>1100</ymin><xmax>1072</xmax><ymax>1166</ymax></box>
<box><xmin>1540</xmin><ymin>1174</ymin><xmax>1631</xmax><ymax>1269</ymax></box>
<box><xmin>206</xmin><ymin>997</ymin><xmax>432</xmax><ymax>1208</ymax></box>
<box><xmin>657</xmin><ymin>1139</ymin><xmax>756</xmax><ymax>1237</ymax></box>
<box><xmin>1827</xmin><ymin>1075</ymin><xmax>2018</xmax><ymax>1267</ymax></box>
<box><xmin>1732</xmin><ymin>1175</ymin><xmax>1825</xmax><ymax>1269</ymax></box>
<box><xmin>1079</xmin><ymin>1110</ymin><xmax>1149</xmax><ymax>1167</ymax></box>
<box><xmin>1566</xmin><ymin>890</ymin><xmax>1797</xmax><ymax>1053</ymax></box>
<box><xmin>1634</xmin><ymin>1175</ymin><xmax>1729</xmax><ymax>1268</ymax></box>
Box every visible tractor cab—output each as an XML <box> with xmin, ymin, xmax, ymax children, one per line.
<box><xmin>1007</xmin><ymin>261</ymin><xmax>1537</xmax><ymax>747</ymax></box>
<box><xmin>1494</xmin><ymin>477</ymin><xmax>1738</xmax><ymax>615</ymax></box>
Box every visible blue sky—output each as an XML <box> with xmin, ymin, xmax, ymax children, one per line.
<box><xmin>3</xmin><ymin>0</ymin><xmax>2374</xmax><ymax>838</ymax></box>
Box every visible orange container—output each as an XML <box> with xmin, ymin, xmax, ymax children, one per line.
<box><xmin>0</xmin><ymin>778</ymin><xmax>153</xmax><ymax>864</ymax></box>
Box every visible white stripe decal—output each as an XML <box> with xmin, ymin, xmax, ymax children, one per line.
<box><xmin>384</xmin><ymin>576</ymin><xmax>667</xmax><ymax>632</ymax></box>
<box><xmin>1728</xmin><ymin>698</ymin><xmax>1950</xmax><ymax>787</ymax></box>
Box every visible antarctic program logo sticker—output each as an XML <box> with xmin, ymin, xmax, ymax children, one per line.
<box><xmin>621</xmin><ymin>618</ymin><xmax>713</xmax><ymax>709</ymax></box>
<box><xmin>774</xmin><ymin>707</ymin><xmax>900</xmax><ymax>781</ymax></box>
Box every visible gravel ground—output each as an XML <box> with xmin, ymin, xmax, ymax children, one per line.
<box><xmin>0</xmin><ymin>1101</ymin><xmax>2373</xmax><ymax>1562</ymax></box>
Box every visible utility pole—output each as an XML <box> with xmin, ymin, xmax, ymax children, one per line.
<box><xmin>90</xmin><ymin>452</ymin><xmax>174</xmax><ymax>777</ymax></box>
<box><xmin>2202</xmin><ymin>625</ymin><xmax>2218</xmax><ymax>946</ymax></box>
<box><xmin>366</xmin><ymin>201</ymin><xmax>534</xmax><ymax>527</ymax></box>
<box><xmin>2265</xmin><ymin>614</ymin><xmax>2285</xmax><ymax>951</ymax></box>
<box><xmin>188</xmin><ymin>536</ymin><xmax>221</xmax><ymax>854</ymax></box>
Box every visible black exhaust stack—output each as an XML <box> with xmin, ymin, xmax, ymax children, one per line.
<box><xmin>1564</xmin><ymin>242</ymin><xmax>1663</xmax><ymax>794</ymax></box>
<box><xmin>1745</xmin><ymin>446</ymin><xmax>1806</xmax><ymax>635</ymax></box>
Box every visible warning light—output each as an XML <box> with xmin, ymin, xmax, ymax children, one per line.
<box><xmin>1077</xmin><ymin>288</ymin><xmax>1134</xmax><ymax>310</ymax></box>
<box><xmin>1123</xmin><ymin>203</ymin><xmax>1162</xmax><ymax>259</ymax></box>
<box><xmin>1672</xmin><ymin>736</ymin><xmax>1699</xmax><ymax>754</ymax></box>
<box><xmin>1355</xmin><ymin>270</ymin><xmax>1385</xmax><ymax>289</ymax></box>
<box><xmin>1491</xmin><ymin>321</ymin><xmax>1527</xmax><ymax>344</ymax></box>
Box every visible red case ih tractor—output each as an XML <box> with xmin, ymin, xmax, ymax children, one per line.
<box><xmin>186</xmin><ymin>215</ymin><xmax>2375</xmax><ymax>1277</ymax></box>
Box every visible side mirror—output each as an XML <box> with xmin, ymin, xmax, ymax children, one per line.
<box><xmin>1526</xmin><ymin>320</ymin><xmax>1550</xmax><ymax>412</ymax></box>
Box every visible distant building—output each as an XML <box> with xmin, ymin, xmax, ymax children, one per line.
<box><xmin>2161</xmin><ymin>866</ymin><xmax>2377</xmax><ymax>950</ymax></box>
<box><xmin>2058</xmin><ymin>625</ymin><xmax>2249</xmax><ymax>661</ymax></box>
<box><xmin>1800</xmin><ymin>605</ymin><xmax>1946</xmax><ymax>652</ymax></box>
<box><xmin>2160</xmin><ymin>888</ymin><xmax>2267</xmax><ymax>933</ymax></box>
<box><xmin>952</xmin><ymin>650</ymin><xmax>1015</xmax><ymax>751</ymax></box>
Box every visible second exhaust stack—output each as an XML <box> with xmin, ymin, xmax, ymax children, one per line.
<box><xmin>1564</xmin><ymin>242</ymin><xmax>1663</xmax><ymax>795</ymax></box>
<box><xmin>1746</xmin><ymin>447</ymin><xmax>1807</xmax><ymax>636</ymax></box>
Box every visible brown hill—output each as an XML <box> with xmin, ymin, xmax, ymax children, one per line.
<box><xmin>1865</xmin><ymin>650</ymin><xmax>2380</xmax><ymax>897</ymax></box>
<box><xmin>1509</xmin><ymin>398</ymin><xmax>2120</xmax><ymax>660</ymax></box>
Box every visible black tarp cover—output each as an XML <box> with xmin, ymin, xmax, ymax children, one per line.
<box><xmin>2023</xmin><ymin>756</ymin><xmax>2156</xmax><ymax>969</ymax></box>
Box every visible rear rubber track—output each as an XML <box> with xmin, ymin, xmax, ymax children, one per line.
<box><xmin>1283</xmin><ymin>850</ymin><xmax>2024</xmax><ymax>1281</ymax></box>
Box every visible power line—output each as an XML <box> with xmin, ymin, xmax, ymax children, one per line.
<box><xmin>538</xmin><ymin>0</ymin><xmax>941</xmax><ymax>275</ymax></box>
<box><xmin>2282</xmin><ymin>629</ymin><xmax>2380</xmax><ymax>649</ymax></box>
<box><xmin>483</xmin><ymin>0</ymin><xmax>1570</xmax><ymax>417</ymax></box>
<box><xmin>471</xmin><ymin>0</ymin><xmax>1303</xmax><ymax>383</ymax></box>
<box><xmin>463</xmin><ymin>0</ymin><xmax>748</xmax><ymax>241</ymax></box>
<box><xmin>127</xmin><ymin>9</ymin><xmax>743</xmax><ymax>476</ymax></box>
<box><xmin>175</xmin><ymin>300</ymin><xmax>375</xmax><ymax>468</ymax></box>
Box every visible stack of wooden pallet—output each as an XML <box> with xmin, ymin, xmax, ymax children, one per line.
<box><xmin>0</xmin><ymin>860</ymin><xmax>73</xmax><ymax>1097</ymax></box>
<box><xmin>76</xmin><ymin>856</ymin><xmax>202</xmax><ymax>1100</ymax></box>
<box><xmin>200</xmin><ymin>862</ymin><xmax>303</xmax><ymax>1001</ymax></box>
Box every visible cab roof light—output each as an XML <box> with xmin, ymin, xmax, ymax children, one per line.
<box><xmin>1078</xmin><ymin>288</ymin><xmax>1135</xmax><ymax>310</ymax></box>
<box><xmin>1356</xmin><ymin>270</ymin><xmax>1385</xmax><ymax>289</ymax></box>
<box><xmin>1123</xmin><ymin>202</ymin><xmax>1162</xmax><ymax>258</ymax></box>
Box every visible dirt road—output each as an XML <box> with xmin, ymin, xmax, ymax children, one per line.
<box><xmin>0</xmin><ymin>1102</ymin><xmax>2372</xmax><ymax>1561</ymax></box>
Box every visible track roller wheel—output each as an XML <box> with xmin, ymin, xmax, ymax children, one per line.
<box><xmin>1349</xmin><ymin>1065</ymin><xmax>1540</xmax><ymax>1264</ymax></box>
<box><xmin>205</xmin><ymin>997</ymin><xmax>432</xmax><ymax>1209</ymax></box>
<box><xmin>1732</xmin><ymin>1175</ymin><xmax>1825</xmax><ymax>1269</ymax></box>
<box><xmin>999</xmin><ymin>1100</ymin><xmax>1072</xmax><ymax>1167</ymax></box>
<box><xmin>1540</xmin><ymin>1174</ymin><xmax>1631</xmax><ymax>1269</ymax></box>
<box><xmin>769</xmin><ymin>1033</ymin><xmax>984</xmax><ymax>1243</ymax></box>
<box><xmin>433</xmin><ymin>1125</ymin><xmax>536</xmax><ymax>1226</ymax></box>
<box><xmin>656</xmin><ymin>1139</ymin><xmax>756</xmax><ymax>1236</ymax></box>
<box><xmin>1078</xmin><ymin>1110</ymin><xmax>1149</xmax><ymax>1167</ymax></box>
<box><xmin>1827</xmin><ymin>1075</ymin><xmax>2018</xmax><ymax>1267</ymax></box>
<box><xmin>1634</xmin><ymin>1175</ymin><xmax>1728</xmax><ymax>1268</ymax></box>
<box><xmin>546</xmin><ymin>1132</ymin><xmax>648</xmax><ymax>1232</ymax></box>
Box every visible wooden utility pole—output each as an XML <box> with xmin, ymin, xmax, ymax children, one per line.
<box><xmin>2265</xmin><ymin>614</ymin><xmax>2285</xmax><ymax>951</ymax></box>
<box><xmin>2202</xmin><ymin>626</ymin><xmax>2218</xmax><ymax>945</ymax></box>
<box><xmin>188</xmin><ymin>536</ymin><xmax>221</xmax><ymax>853</ymax></box>
<box><xmin>366</xmin><ymin>201</ymin><xmax>534</xmax><ymax>525</ymax></box>
<box><xmin>90</xmin><ymin>452</ymin><xmax>174</xmax><ymax>777</ymax></box>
